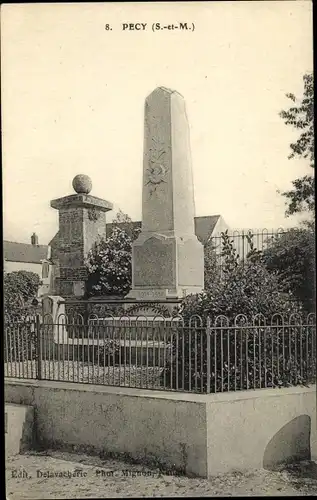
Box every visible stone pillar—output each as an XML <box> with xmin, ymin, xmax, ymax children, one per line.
<box><xmin>50</xmin><ymin>175</ymin><xmax>113</xmax><ymax>298</ymax></box>
<box><xmin>127</xmin><ymin>87</ymin><xmax>204</xmax><ymax>301</ymax></box>
<box><xmin>42</xmin><ymin>295</ymin><xmax>67</xmax><ymax>340</ymax></box>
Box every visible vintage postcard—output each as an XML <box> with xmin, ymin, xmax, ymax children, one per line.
<box><xmin>2</xmin><ymin>1</ymin><xmax>315</xmax><ymax>498</ymax></box>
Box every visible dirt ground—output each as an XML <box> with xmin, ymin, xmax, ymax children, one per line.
<box><xmin>5</xmin><ymin>450</ymin><xmax>317</xmax><ymax>498</ymax></box>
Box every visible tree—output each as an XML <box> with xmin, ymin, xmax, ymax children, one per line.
<box><xmin>279</xmin><ymin>72</ymin><xmax>314</xmax><ymax>216</ymax></box>
<box><xmin>262</xmin><ymin>228</ymin><xmax>315</xmax><ymax>313</ymax></box>
<box><xmin>85</xmin><ymin>211</ymin><xmax>141</xmax><ymax>297</ymax></box>
<box><xmin>4</xmin><ymin>270</ymin><xmax>40</xmax><ymax>318</ymax></box>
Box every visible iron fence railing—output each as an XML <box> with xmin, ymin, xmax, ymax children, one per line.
<box><xmin>4</xmin><ymin>313</ymin><xmax>316</xmax><ymax>394</ymax></box>
<box><xmin>209</xmin><ymin>228</ymin><xmax>287</xmax><ymax>267</ymax></box>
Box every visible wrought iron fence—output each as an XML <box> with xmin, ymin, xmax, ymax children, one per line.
<box><xmin>209</xmin><ymin>228</ymin><xmax>288</xmax><ymax>268</ymax></box>
<box><xmin>4</xmin><ymin>313</ymin><xmax>316</xmax><ymax>394</ymax></box>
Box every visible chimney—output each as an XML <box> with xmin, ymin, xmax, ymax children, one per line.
<box><xmin>31</xmin><ymin>233</ymin><xmax>39</xmax><ymax>246</ymax></box>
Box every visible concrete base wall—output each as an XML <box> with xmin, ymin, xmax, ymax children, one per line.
<box><xmin>206</xmin><ymin>388</ymin><xmax>317</xmax><ymax>475</ymax></box>
<box><xmin>5</xmin><ymin>379</ymin><xmax>316</xmax><ymax>477</ymax></box>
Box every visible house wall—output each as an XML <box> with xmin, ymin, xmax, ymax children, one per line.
<box><xmin>211</xmin><ymin>217</ymin><xmax>231</xmax><ymax>237</ymax></box>
<box><xmin>4</xmin><ymin>261</ymin><xmax>42</xmax><ymax>276</ymax></box>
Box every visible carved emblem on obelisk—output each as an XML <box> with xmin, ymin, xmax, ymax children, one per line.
<box><xmin>146</xmin><ymin>137</ymin><xmax>168</xmax><ymax>195</ymax></box>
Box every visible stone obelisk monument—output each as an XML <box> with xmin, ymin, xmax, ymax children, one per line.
<box><xmin>127</xmin><ymin>87</ymin><xmax>204</xmax><ymax>301</ymax></box>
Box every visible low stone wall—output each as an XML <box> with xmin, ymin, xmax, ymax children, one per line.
<box><xmin>41</xmin><ymin>340</ymin><xmax>168</xmax><ymax>367</ymax></box>
<box><xmin>5</xmin><ymin>379</ymin><xmax>316</xmax><ymax>477</ymax></box>
<box><xmin>41</xmin><ymin>323</ymin><xmax>170</xmax><ymax>366</ymax></box>
<box><xmin>5</xmin><ymin>403</ymin><xmax>34</xmax><ymax>456</ymax></box>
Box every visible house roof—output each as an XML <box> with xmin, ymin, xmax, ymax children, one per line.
<box><xmin>194</xmin><ymin>215</ymin><xmax>221</xmax><ymax>244</ymax></box>
<box><xmin>49</xmin><ymin>232</ymin><xmax>60</xmax><ymax>249</ymax></box>
<box><xmin>106</xmin><ymin>215</ymin><xmax>221</xmax><ymax>245</ymax></box>
<box><xmin>3</xmin><ymin>241</ymin><xmax>48</xmax><ymax>264</ymax></box>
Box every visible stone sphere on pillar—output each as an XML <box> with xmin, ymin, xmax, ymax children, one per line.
<box><xmin>72</xmin><ymin>174</ymin><xmax>92</xmax><ymax>194</ymax></box>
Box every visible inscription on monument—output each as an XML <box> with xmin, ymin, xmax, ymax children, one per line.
<box><xmin>138</xmin><ymin>290</ymin><xmax>166</xmax><ymax>300</ymax></box>
<box><xmin>134</xmin><ymin>237</ymin><xmax>175</xmax><ymax>287</ymax></box>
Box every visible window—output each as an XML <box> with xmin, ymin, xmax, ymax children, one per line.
<box><xmin>42</xmin><ymin>261</ymin><xmax>49</xmax><ymax>279</ymax></box>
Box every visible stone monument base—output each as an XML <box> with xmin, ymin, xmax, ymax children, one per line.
<box><xmin>127</xmin><ymin>232</ymin><xmax>204</xmax><ymax>303</ymax></box>
<box><xmin>126</xmin><ymin>286</ymin><xmax>202</xmax><ymax>301</ymax></box>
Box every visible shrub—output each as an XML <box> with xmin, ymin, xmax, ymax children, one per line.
<box><xmin>204</xmin><ymin>240</ymin><xmax>221</xmax><ymax>291</ymax></box>
<box><xmin>179</xmin><ymin>232</ymin><xmax>302</xmax><ymax>325</ymax></box>
<box><xmin>163</xmin><ymin>314</ymin><xmax>315</xmax><ymax>393</ymax></box>
<box><xmin>5</xmin><ymin>319</ymin><xmax>37</xmax><ymax>362</ymax></box>
<box><xmin>85</xmin><ymin>211</ymin><xmax>141</xmax><ymax>297</ymax></box>
<box><xmin>4</xmin><ymin>271</ymin><xmax>40</xmax><ymax>363</ymax></box>
<box><xmin>4</xmin><ymin>270</ymin><xmax>40</xmax><ymax>319</ymax></box>
<box><xmin>162</xmin><ymin>232</ymin><xmax>311</xmax><ymax>392</ymax></box>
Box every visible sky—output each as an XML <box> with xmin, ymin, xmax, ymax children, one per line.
<box><xmin>1</xmin><ymin>1</ymin><xmax>313</xmax><ymax>245</ymax></box>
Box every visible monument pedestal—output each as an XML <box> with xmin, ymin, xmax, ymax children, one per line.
<box><xmin>50</xmin><ymin>175</ymin><xmax>113</xmax><ymax>298</ymax></box>
<box><xmin>127</xmin><ymin>232</ymin><xmax>204</xmax><ymax>300</ymax></box>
